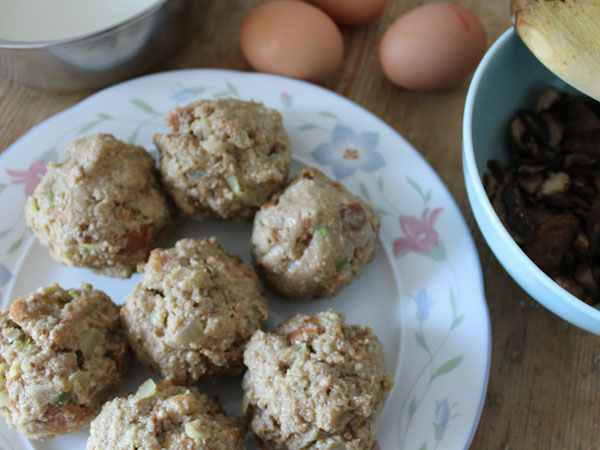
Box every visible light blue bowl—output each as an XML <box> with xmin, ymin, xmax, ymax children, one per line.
<box><xmin>463</xmin><ymin>28</ymin><xmax>600</xmax><ymax>334</ymax></box>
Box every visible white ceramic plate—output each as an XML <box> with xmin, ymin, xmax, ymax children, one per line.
<box><xmin>0</xmin><ymin>69</ymin><xmax>490</xmax><ymax>450</ymax></box>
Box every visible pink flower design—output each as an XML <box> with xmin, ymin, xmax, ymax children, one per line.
<box><xmin>393</xmin><ymin>207</ymin><xmax>443</xmax><ymax>258</ymax></box>
<box><xmin>6</xmin><ymin>159</ymin><xmax>46</xmax><ymax>196</ymax></box>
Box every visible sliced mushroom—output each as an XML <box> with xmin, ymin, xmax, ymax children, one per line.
<box><xmin>525</xmin><ymin>213</ymin><xmax>579</xmax><ymax>273</ymax></box>
<box><xmin>509</xmin><ymin>115</ymin><xmax>538</xmax><ymax>155</ymax></box>
<box><xmin>502</xmin><ymin>182</ymin><xmax>536</xmax><ymax>242</ymax></box>
<box><xmin>563</xmin><ymin>131</ymin><xmax>600</xmax><ymax>156</ymax></box>
<box><xmin>536</xmin><ymin>87</ymin><xmax>564</xmax><ymax>112</ymax></box>
<box><xmin>485</xmin><ymin>87</ymin><xmax>600</xmax><ymax>305</ymax></box>
<box><xmin>539</xmin><ymin>171</ymin><xmax>570</xmax><ymax>197</ymax></box>
<box><xmin>562</xmin><ymin>99</ymin><xmax>600</xmax><ymax>134</ymax></box>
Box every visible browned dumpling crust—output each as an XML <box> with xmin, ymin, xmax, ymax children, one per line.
<box><xmin>0</xmin><ymin>283</ymin><xmax>130</xmax><ymax>440</ymax></box>
<box><xmin>154</xmin><ymin>98</ymin><xmax>291</xmax><ymax>223</ymax></box>
<box><xmin>242</xmin><ymin>310</ymin><xmax>394</xmax><ymax>450</ymax></box>
<box><xmin>120</xmin><ymin>237</ymin><xmax>268</xmax><ymax>384</ymax></box>
<box><xmin>25</xmin><ymin>133</ymin><xmax>172</xmax><ymax>278</ymax></box>
<box><xmin>251</xmin><ymin>167</ymin><xmax>380</xmax><ymax>300</ymax></box>
<box><xmin>87</xmin><ymin>379</ymin><xmax>246</xmax><ymax>450</ymax></box>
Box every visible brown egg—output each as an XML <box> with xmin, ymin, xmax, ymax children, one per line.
<box><xmin>311</xmin><ymin>0</ymin><xmax>388</xmax><ymax>26</ymax></box>
<box><xmin>379</xmin><ymin>2</ymin><xmax>487</xmax><ymax>90</ymax></box>
<box><xmin>240</xmin><ymin>0</ymin><xmax>344</xmax><ymax>83</ymax></box>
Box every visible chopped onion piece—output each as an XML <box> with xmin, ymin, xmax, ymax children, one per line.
<box><xmin>8</xmin><ymin>361</ymin><xmax>20</xmax><ymax>379</ymax></box>
<box><xmin>5</xmin><ymin>328</ymin><xmax>21</xmax><ymax>343</ymax></box>
<box><xmin>136</xmin><ymin>379</ymin><xmax>156</xmax><ymax>399</ymax></box>
<box><xmin>185</xmin><ymin>421</ymin><xmax>208</xmax><ymax>441</ymax></box>
<box><xmin>79</xmin><ymin>328</ymin><xmax>103</xmax><ymax>358</ymax></box>
<box><xmin>203</xmin><ymin>135</ymin><xmax>225</xmax><ymax>154</ymax></box>
<box><xmin>232</xmin><ymin>131</ymin><xmax>251</xmax><ymax>148</ymax></box>
<box><xmin>174</xmin><ymin>320</ymin><xmax>205</xmax><ymax>346</ymax></box>
<box><xmin>224</xmin><ymin>175</ymin><xmax>262</xmax><ymax>206</ymax></box>
<box><xmin>28</xmin><ymin>384</ymin><xmax>56</xmax><ymax>406</ymax></box>
<box><xmin>0</xmin><ymin>391</ymin><xmax>9</xmax><ymax>408</ymax></box>
<box><xmin>68</xmin><ymin>370</ymin><xmax>91</xmax><ymax>387</ymax></box>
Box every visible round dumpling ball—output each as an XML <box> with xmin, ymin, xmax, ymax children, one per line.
<box><xmin>242</xmin><ymin>309</ymin><xmax>394</xmax><ymax>449</ymax></box>
<box><xmin>154</xmin><ymin>98</ymin><xmax>291</xmax><ymax>223</ymax></box>
<box><xmin>120</xmin><ymin>237</ymin><xmax>268</xmax><ymax>383</ymax></box>
<box><xmin>0</xmin><ymin>283</ymin><xmax>130</xmax><ymax>440</ymax></box>
<box><xmin>25</xmin><ymin>133</ymin><xmax>172</xmax><ymax>278</ymax></box>
<box><xmin>251</xmin><ymin>167</ymin><xmax>380</xmax><ymax>299</ymax></box>
<box><xmin>87</xmin><ymin>379</ymin><xmax>245</xmax><ymax>450</ymax></box>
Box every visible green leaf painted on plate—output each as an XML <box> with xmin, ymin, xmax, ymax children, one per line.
<box><xmin>297</xmin><ymin>123</ymin><xmax>317</xmax><ymax>131</ymax></box>
<box><xmin>226</xmin><ymin>81</ymin><xmax>240</xmax><ymax>97</ymax></box>
<box><xmin>77</xmin><ymin>119</ymin><xmax>102</xmax><ymax>135</ymax></box>
<box><xmin>451</xmin><ymin>314</ymin><xmax>464</xmax><ymax>329</ymax></box>
<box><xmin>450</xmin><ymin>287</ymin><xmax>457</xmax><ymax>317</ymax></box>
<box><xmin>419</xmin><ymin>443</ymin><xmax>428</xmax><ymax>450</ymax></box>
<box><xmin>131</xmin><ymin>99</ymin><xmax>161</xmax><ymax>116</ymax></box>
<box><xmin>0</xmin><ymin>183</ymin><xmax>6</xmax><ymax>194</ymax></box>
<box><xmin>129</xmin><ymin>126</ymin><xmax>141</xmax><ymax>143</ymax></box>
<box><xmin>359</xmin><ymin>182</ymin><xmax>371</xmax><ymax>202</ymax></box>
<box><xmin>424</xmin><ymin>190</ymin><xmax>432</xmax><ymax>204</ymax></box>
<box><xmin>41</xmin><ymin>148</ymin><xmax>59</xmax><ymax>163</ymax></box>
<box><xmin>428</xmin><ymin>243</ymin><xmax>446</xmax><ymax>261</ymax></box>
<box><xmin>96</xmin><ymin>113</ymin><xmax>112</xmax><ymax>120</ymax></box>
<box><xmin>435</xmin><ymin>422</ymin><xmax>447</xmax><ymax>441</ymax></box>
<box><xmin>408</xmin><ymin>396</ymin><xmax>417</xmax><ymax>418</ymax></box>
<box><xmin>0</xmin><ymin>228</ymin><xmax>11</xmax><ymax>238</ymax></box>
<box><xmin>377</xmin><ymin>175</ymin><xmax>384</xmax><ymax>192</ymax></box>
<box><xmin>318</xmin><ymin>111</ymin><xmax>340</xmax><ymax>121</ymax></box>
<box><xmin>415</xmin><ymin>332</ymin><xmax>429</xmax><ymax>351</ymax></box>
<box><xmin>7</xmin><ymin>235</ymin><xmax>24</xmax><ymax>254</ymax></box>
<box><xmin>431</xmin><ymin>355</ymin><xmax>463</xmax><ymax>381</ymax></box>
<box><xmin>407</xmin><ymin>176</ymin><xmax>431</xmax><ymax>204</ymax></box>
<box><xmin>407</xmin><ymin>176</ymin><xmax>423</xmax><ymax>195</ymax></box>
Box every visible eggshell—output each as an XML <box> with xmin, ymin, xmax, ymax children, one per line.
<box><xmin>379</xmin><ymin>2</ymin><xmax>487</xmax><ymax>90</ymax></box>
<box><xmin>240</xmin><ymin>0</ymin><xmax>344</xmax><ymax>82</ymax></box>
<box><xmin>311</xmin><ymin>0</ymin><xmax>388</xmax><ymax>26</ymax></box>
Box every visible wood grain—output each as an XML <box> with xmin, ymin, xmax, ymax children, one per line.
<box><xmin>2</xmin><ymin>1</ymin><xmax>600</xmax><ymax>449</ymax></box>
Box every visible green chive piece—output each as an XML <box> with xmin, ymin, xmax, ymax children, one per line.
<box><xmin>32</xmin><ymin>198</ymin><xmax>40</xmax><ymax>211</ymax></box>
<box><xmin>251</xmin><ymin>242</ymin><xmax>257</xmax><ymax>249</ymax></box>
<box><xmin>258</xmin><ymin>219</ymin><xmax>265</xmax><ymax>226</ymax></box>
<box><xmin>23</xmin><ymin>338</ymin><xmax>31</xmax><ymax>348</ymax></box>
<box><xmin>336</xmin><ymin>258</ymin><xmax>348</xmax><ymax>271</ymax></box>
<box><xmin>55</xmin><ymin>391</ymin><xmax>71</xmax><ymax>407</ymax></box>
<box><xmin>49</xmin><ymin>193</ymin><xmax>55</xmax><ymax>209</ymax></box>
<box><xmin>317</xmin><ymin>226</ymin><xmax>327</xmax><ymax>238</ymax></box>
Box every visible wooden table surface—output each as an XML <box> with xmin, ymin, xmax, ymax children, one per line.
<box><xmin>1</xmin><ymin>1</ymin><xmax>599</xmax><ymax>449</ymax></box>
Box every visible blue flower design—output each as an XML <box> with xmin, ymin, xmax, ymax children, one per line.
<box><xmin>415</xmin><ymin>288</ymin><xmax>433</xmax><ymax>322</ymax></box>
<box><xmin>433</xmin><ymin>398</ymin><xmax>460</xmax><ymax>443</ymax></box>
<box><xmin>434</xmin><ymin>398</ymin><xmax>450</xmax><ymax>441</ymax></box>
<box><xmin>311</xmin><ymin>124</ymin><xmax>385</xmax><ymax>179</ymax></box>
<box><xmin>0</xmin><ymin>264</ymin><xmax>11</xmax><ymax>288</ymax></box>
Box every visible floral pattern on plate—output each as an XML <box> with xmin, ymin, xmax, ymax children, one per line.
<box><xmin>0</xmin><ymin>70</ymin><xmax>489</xmax><ymax>450</ymax></box>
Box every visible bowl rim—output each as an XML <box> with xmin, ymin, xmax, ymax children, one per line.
<box><xmin>462</xmin><ymin>27</ymin><xmax>600</xmax><ymax>332</ymax></box>
<box><xmin>0</xmin><ymin>0</ymin><xmax>169</xmax><ymax>49</ymax></box>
